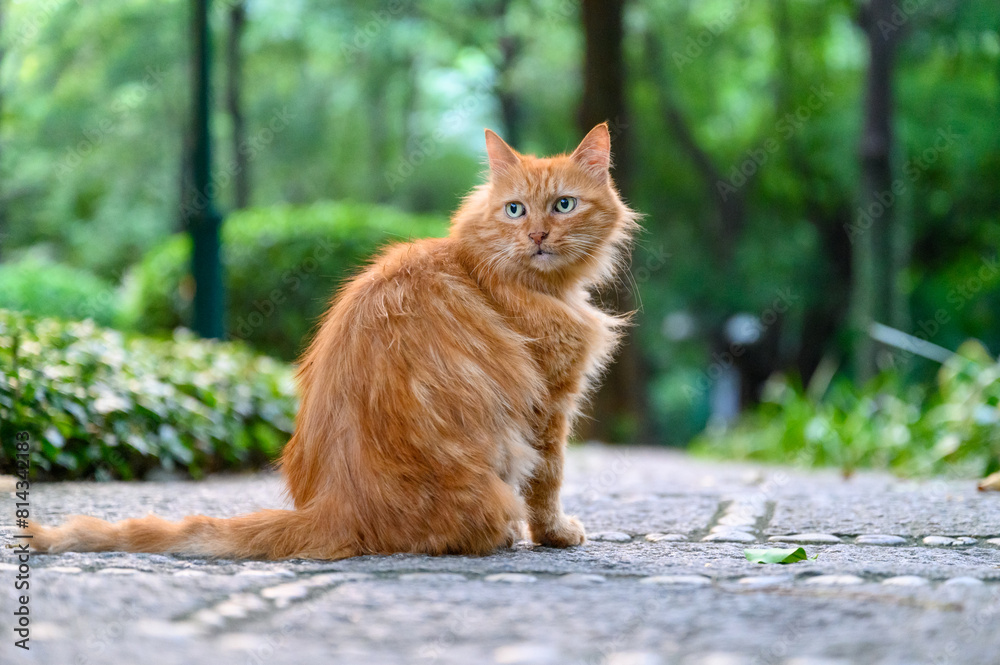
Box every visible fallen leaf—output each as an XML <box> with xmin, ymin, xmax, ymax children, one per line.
<box><xmin>978</xmin><ymin>471</ymin><xmax>1000</xmax><ymax>492</ymax></box>
<box><xmin>744</xmin><ymin>547</ymin><xmax>812</xmax><ymax>564</ymax></box>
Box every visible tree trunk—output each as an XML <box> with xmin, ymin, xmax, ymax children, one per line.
<box><xmin>852</xmin><ymin>0</ymin><xmax>902</xmax><ymax>382</ymax></box>
<box><xmin>497</xmin><ymin>35</ymin><xmax>522</xmax><ymax>147</ymax></box>
<box><xmin>189</xmin><ymin>0</ymin><xmax>226</xmax><ymax>339</ymax></box>
<box><xmin>491</xmin><ymin>0</ymin><xmax>522</xmax><ymax>147</ymax></box>
<box><xmin>577</xmin><ymin>0</ymin><xmax>650</xmax><ymax>443</ymax></box>
<box><xmin>772</xmin><ymin>0</ymin><xmax>853</xmax><ymax>386</ymax></box>
<box><xmin>226</xmin><ymin>1</ymin><xmax>249</xmax><ymax>209</ymax></box>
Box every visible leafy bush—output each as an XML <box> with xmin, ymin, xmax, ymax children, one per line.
<box><xmin>692</xmin><ymin>341</ymin><xmax>1000</xmax><ymax>477</ymax></box>
<box><xmin>121</xmin><ymin>201</ymin><xmax>448</xmax><ymax>359</ymax></box>
<box><xmin>0</xmin><ymin>309</ymin><xmax>298</xmax><ymax>480</ymax></box>
<box><xmin>0</xmin><ymin>257</ymin><xmax>119</xmax><ymax>326</ymax></box>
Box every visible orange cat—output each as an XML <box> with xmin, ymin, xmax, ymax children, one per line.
<box><xmin>27</xmin><ymin>123</ymin><xmax>639</xmax><ymax>560</ymax></box>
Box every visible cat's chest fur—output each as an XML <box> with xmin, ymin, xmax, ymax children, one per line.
<box><xmin>497</xmin><ymin>288</ymin><xmax>619</xmax><ymax>410</ymax></box>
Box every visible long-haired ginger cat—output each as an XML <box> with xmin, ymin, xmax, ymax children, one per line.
<box><xmin>28</xmin><ymin>123</ymin><xmax>639</xmax><ymax>560</ymax></box>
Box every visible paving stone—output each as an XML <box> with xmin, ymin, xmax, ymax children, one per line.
<box><xmin>493</xmin><ymin>642</ymin><xmax>560</xmax><ymax>664</ymax></box>
<box><xmin>261</xmin><ymin>582</ymin><xmax>314</xmax><ymax>608</ymax></box>
<box><xmin>558</xmin><ymin>573</ymin><xmax>607</xmax><ymax>585</ymax></box>
<box><xmin>398</xmin><ymin>572</ymin><xmax>468</xmax><ymax>583</ymax></box>
<box><xmin>96</xmin><ymin>567</ymin><xmax>139</xmax><ymax>575</ymax></box>
<box><xmin>735</xmin><ymin>575</ymin><xmax>794</xmax><ymax>588</ymax></box>
<box><xmin>46</xmin><ymin>566</ymin><xmax>83</xmax><ymax>573</ymax></box>
<box><xmin>216</xmin><ymin>633</ymin><xmax>275</xmax><ymax>651</ymax></box>
<box><xmin>954</xmin><ymin>537</ymin><xmax>978</xmax><ymax>545</ymax></box>
<box><xmin>640</xmin><ymin>575</ymin><xmax>712</xmax><ymax>586</ymax></box>
<box><xmin>484</xmin><ymin>573</ymin><xmax>538</xmax><ymax>584</ymax></box>
<box><xmin>881</xmin><ymin>576</ymin><xmax>930</xmax><ymax>587</ymax></box>
<box><xmin>684</xmin><ymin>653</ymin><xmax>750</xmax><ymax>665</ymax></box>
<box><xmin>986</xmin><ymin>538</ymin><xmax>1000</xmax><ymax>546</ymax></box>
<box><xmin>855</xmin><ymin>535</ymin><xmax>907</xmax><ymax>546</ymax></box>
<box><xmin>29</xmin><ymin>622</ymin><xmax>65</xmax><ymax>639</ymax></box>
<box><xmin>804</xmin><ymin>575</ymin><xmax>865</xmax><ymax>586</ymax></box>
<box><xmin>768</xmin><ymin>533</ymin><xmax>842</xmax><ymax>544</ymax></box>
<box><xmin>766</xmin><ymin>487</ymin><xmax>1000</xmax><ymax>538</ymax></box>
<box><xmin>717</xmin><ymin>514</ymin><xmax>759</xmax><ymax>527</ymax></box>
<box><xmin>922</xmin><ymin>536</ymin><xmax>957</xmax><ymax>546</ymax></box>
<box><xmin>709</xmin><ymin>525</ymin><xmax>755</xmax><ymax>534</ymax></box>
<box><xmin>135</xmin><ymin>620</ymin><xmax>206</xmax><ymax>639</ymax></box>
<box><xmin>702</xmin><ymin>532</ymin><xmax>756</xmax><ymax>543</ymax></box>
<box><xmin>589</xmin><ymin>531</ymin><xmax>632</xmax><ymax>542</ymax></box>
<box><xmin>605</xmin><ymin>652</ymin><xmax>664</xmax><ymax>665</ymax></box>
<box><xmin>235</xmin><ymin>567</ymin><xmax>295</xmax><ymax>578</ymax></box>
<box><xmin>943</xmin><ymin>576</ymin><xmax>985</xmax><ymax>586</ymax></box>
<box><xmin>645</xmin><ymin>533</ymin><xmax>687</xmax><ymax>542</ymax></box>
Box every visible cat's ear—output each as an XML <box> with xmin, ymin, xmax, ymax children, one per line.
<box><xmin>485</xmin><ymin>129</ymin><xmax>520</xmax><ymax>176</ymax></box>
<box><xmin>570</xmin><ymin>123</ymin><xmax>612</xmax><ymax>182</ymax></box>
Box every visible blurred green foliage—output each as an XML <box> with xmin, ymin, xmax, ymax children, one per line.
<box><xmin>0</xmin><ymin>257</ymin><xmax>118</xmax><ymax>327</ymax></box>
<box><xmin>121</xmin><ymin>201</ymin><xmax>448</xmax><ymax>360</ymax></box>
<box><xmin>693</xmin><ymin>341</ymin><xmax>1000</xmax><ymax>477</ymax></box>
<box><xmin>1</xmin><ymin>0</ymin><xmax>999</xmax><ymax>451</ymax></box>
<box><xmin>0</xmin><ymin>309</ymin><xmax>297</xmax><ymax>480</ymax></box>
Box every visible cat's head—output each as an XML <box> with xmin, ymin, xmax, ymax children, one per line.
<box><xmin>455</xmin><ymin>123</ymin><xmax>639</xmax><ymax>291</ymax></box>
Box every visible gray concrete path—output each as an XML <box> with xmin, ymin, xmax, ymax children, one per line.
<box><xmin>2</xmin><ymin>444</ymin><xmax>999</xmax><ymax>665</ymax></box>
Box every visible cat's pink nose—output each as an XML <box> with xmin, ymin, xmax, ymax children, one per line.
<box><xmin>528</xmin><ymin>231</ymin><xmax>549</xmax><ymax>246</ymax></box>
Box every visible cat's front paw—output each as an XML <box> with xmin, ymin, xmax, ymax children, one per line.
<box><xmin>531</xmin><ymin>515</ymin><xmax>585</xmax><ymax>548</ymax></box>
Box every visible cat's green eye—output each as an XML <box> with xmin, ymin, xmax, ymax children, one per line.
<box><xmin>554</xmin><ymin>196</ymin><xmax>577</xmax><ymax>213</ymax></box>
<box><xmin>505</xmin><ymin>202</ymin><xmax>526</xmax><ymax>218</ymax></box>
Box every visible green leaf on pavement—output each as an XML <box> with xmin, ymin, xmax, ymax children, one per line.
<box><xmin>744</xmin><ymin>547</ymin><xmax>811</xmax><ymax>564</ymax></box>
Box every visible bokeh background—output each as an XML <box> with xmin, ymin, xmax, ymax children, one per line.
<box><xmin>2</xmin><ymin>0</ymin><xmax>999</xmax><ymax>480</ymax></box>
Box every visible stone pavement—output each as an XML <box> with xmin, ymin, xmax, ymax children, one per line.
<box><xmin>2</xmin><ymin>444</ymin><xmax>999</xmax><ymax>665</ymax></box>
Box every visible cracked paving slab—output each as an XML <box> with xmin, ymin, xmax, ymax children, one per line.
<box><xmin>2</xmin><ymin>444</ymin><xmax>1000</xmax><ymax>665</ymax></box>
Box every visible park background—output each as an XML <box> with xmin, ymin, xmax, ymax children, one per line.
<box><xmin>1</xmin><ymin>0</ymin><xmax>999</xmax><ymax>481</ymax></box>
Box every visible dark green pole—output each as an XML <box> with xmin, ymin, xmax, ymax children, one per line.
<box><xmin>189</xmin><ymin>0</ymin><xmax>225</xmax><ymax>339</ymax></box>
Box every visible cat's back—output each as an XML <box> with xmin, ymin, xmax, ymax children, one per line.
<box><xmin>323</xmin><ymin>235</ymin><xmax>539</xmax><ymax>385</ymax></box>
<box><xmin>350</xmin><ymin>236</ymin><xmax>486</xmax><ymax>316</ymax></box>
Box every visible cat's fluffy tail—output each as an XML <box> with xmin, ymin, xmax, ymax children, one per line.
<box><xmin>25</xmin><ymin>509</ymin><xmax>355</xmax><ymax>560</ymax></box>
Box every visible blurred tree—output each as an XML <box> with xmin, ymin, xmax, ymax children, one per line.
<box><xmin>188</xmin><ymin>0</ymin><xmax>225</xmax><ymax>339</ymax></box>
<box><xmin>577</xmin><ymin>0</ymin><xmax>650</xmax><ymax>442</ymax></box>
<box><xmin>495</xmin><ymin>0</ymin><xmax>522</xmax><ymax>146</ymax></box>
<box><xmin>771</xmin><ymin>0</ymin><xmax>853</xmax><ymax>385</ymax></box>
<box><xmin>226</xmin><ymin>1</ymin><xmax>249</xmax><ymax>209</ymax></box>
<box><xmin>852</xmin><ymin>0</ymin><xmax>905</xmax><ymax>382</ymax></box>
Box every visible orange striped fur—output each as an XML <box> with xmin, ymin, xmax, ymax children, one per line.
<box><xmin>27</xmin><ymin>123</ymin><xmax>639</xmax><ymax>560</ymax></box>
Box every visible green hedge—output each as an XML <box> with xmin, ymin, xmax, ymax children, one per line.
<box><xmin>0</xmin><ymin>257</ymin><xmax>118</xmax><ymax>327</ymax></box>
<box><xmin>692</xmin><ymin>340</ymin><xmax>1000</xmax><ymax>477</ymax></box>
<box><xmin>121</xmin><ymin>201</ymin><xmax>448</xmax><ymax>359</ymax></box>
<box><xmin>0</xmin><ymin>309</ymin><xmax>298</xmax><ymax>480</ymax></box>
